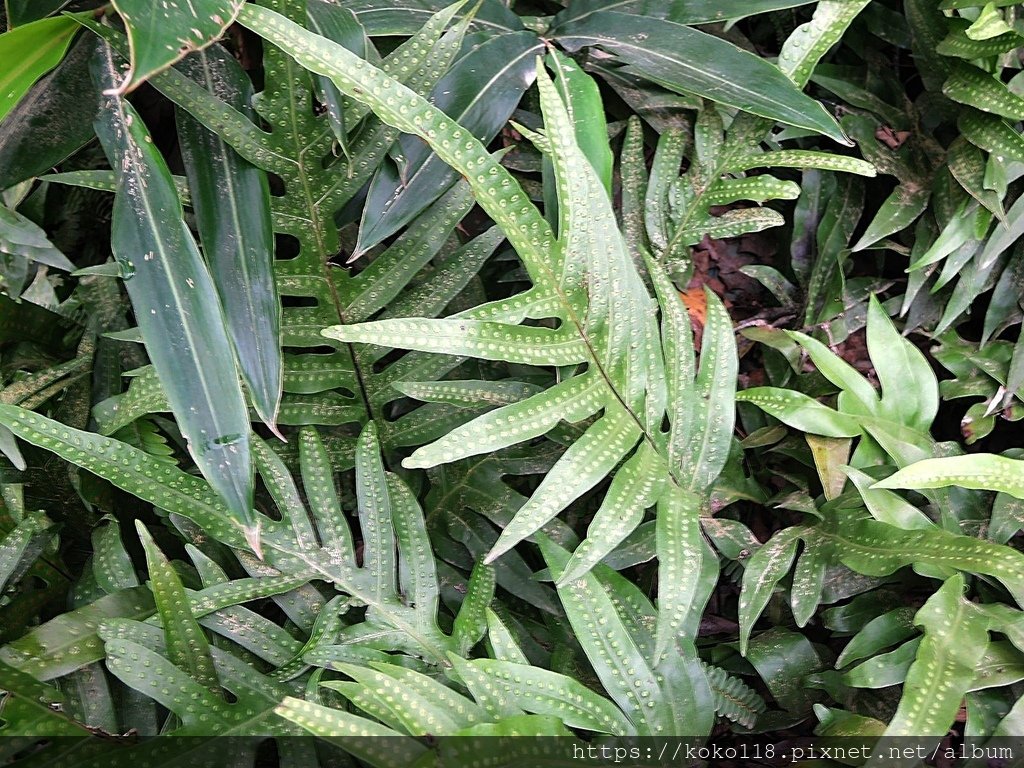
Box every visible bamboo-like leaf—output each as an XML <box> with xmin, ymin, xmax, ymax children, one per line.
<box><xmin>866</xmin><ymin>295</ymin><xmax>939</xmax><ymax>431</ymax></box>
<box><xmin>355</xmin><ymin>31</ymin><xmax>543</xmax><ymax>254</ymax></box>
<box><xmin>0</xmin><ymin>15</ymin><xmax>79</xmax><ymax>123</ymax></box>
<box><xmin>786</xmin><ymin>331</ymin><xmax>879</xmax><ymax>415</ymax></box>
<box><xmin>176</xmin><ymin>45</ymin><xmax>282</xmax><ymax>432</ymax></box>
<box><xmin>109</xmin><ymin>0</ymin><xmax>244</xmax><ymax>93</ymax></box>
<box><xmin>0</xmin><ymin>204</ymin><xmax>74</xmax><ymax>272</ymax></box>
<box><xmin>92</xmin><ymin>44</ymin><xmax>255</xmax><ymax>536</ymax></box>
<box><xmin>307</xmin><ymin>0</ymin><xmax>367</xmax><ymax>153</ymax></box>
<box><xmin>554</xmin><ymin>12</ymin><xmax>849</xmax><ymax>143</ymax></box>
<box><xmin>548</xmin><ymin>48</ymin><xmax>613</xmax><ymax>195</ymax></box>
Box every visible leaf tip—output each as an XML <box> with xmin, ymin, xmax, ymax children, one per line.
<box><xmin>244</xmin><ymin>521</ymin><xmax>264</xmax><ymax>560</ymax></box>
<box><xmin>266</xmin><ymin>422</ymin><xmax>288</xmax><ymax>443</ymax></box>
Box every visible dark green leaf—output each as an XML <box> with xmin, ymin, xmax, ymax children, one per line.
<box><xmin>92</xmin><ymin>44</ymin><xmax>255</xmax><ymax>534</ymax></box>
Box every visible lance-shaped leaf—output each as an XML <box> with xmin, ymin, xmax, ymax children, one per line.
<box><xmin>738</xmin><ymin>525</ymin><xmax>805</xmax><ymax>654</ymax></box>
<box><xmin>451</xmin><ymin>655</ymin><xmax>635</xmax><ymax>735</ymax></box>
<box><xmin>452</xmin><ymin>562</ymin><xmax>495</xmax><ymax>655</ymax></box>
<box><xmin>108</xmin><ymin>0</ymin><xmax>244</xmax><ymax>93</ymax></box>
<box><xmin>654</xmin><ymin>484</ymin><xmax>707</xmax><ymax>660</ymax></box>
<box><xmin>875</xmin><ymin>453</ymin><xmax>1024</xmax><ymax>500</ymax></box>
<box><xmin>354</xmin><ymin>30</ymin><xmax>543</xmax><ymax>255</ymax></box>
<box><xmin>540</xmin><ymin>536</ymin><xmax>669</xmax><ymax>736</ymax></box>
<box><xmin>736</xmin><ymin>388</ymin><xmax>863</xmax><ymax>437</ymax></box>
<box><xmin>176</xmin><ymin>45</ymin><xmax>282</xmax><ymax>433</ymax></box>
<box><xmin>306</xmin><ymin>0</ymin><xmax>368</xmax><ymax>154</ymax></box>
<box><xmin>553</xmin><ymin>11</ymin><xmax>849</xmax><ymax>144</ymax></box>
<box><xmin>558</xmin><ymin>441</ymin><xmax>666</xmax><ymax>586</ymax></box>
<box><xmin>136</xmin><ymin>522</ymin><xmax>221</xmax><ymax>697</ymax></box>
<box><xmin>91</xmin><ymin>44</ymin><xmax>255</xmax><ymax>536</ymax></box>
<box><xmin>0</xmin><ymin>15</ymin><xmax>79</xmax><ymax>122</ymax></box>
<box><xmin>550</xmin><ymin>0</ymin><xmax>819</xmax><ymax>29</ymax></box>
<box><xmin>0</xmin><ymin>512</ymin><xmax>54</xmax><ymax>593</ymax></box>
<box><xmin>0</xmin><ymin>660</ymin><xmax>93</xmax><ymax>738</ymax></box>
<box><xmin>944</xmin><ymin>61</ymin><xmax>1024</xmax><ymax>121</ymax></box>
<box><xmin>866</xmin><ymin>576</ymin><xmax>991</xmax><ymax>767</ymax></box>
<box><xmin>275</xmin><ymin>696</ymin><xmax>428</xmax><ymax>767</ymax></box>
<box><xmin>0</xmin><ymin>34</ymin><xmax>103</xmax><ymax>189</ymax></box>
<box><xmin>0</xmin><ymin>203</ymin><xmax>74</xmax><ymax>272</ymax></box>
<box><xmin>834</xmin><ymin>515</ymin><xmax>1024</xmax><ymax>607</ymax></box>
<box><xmin>866</xmin><ymin>295</ymin><xmax>938</xmax><ymax>431</ymax></box>
<box><xmin>776</xmin><ymin>0</ymin><xmax>872</xmax><ymax>88</ymax></box>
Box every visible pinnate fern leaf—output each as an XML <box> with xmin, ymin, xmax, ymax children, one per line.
<box><xmin>240</xmin><ymin>5</ymin><xmax>722</xmax><ymax>582</ymax></box>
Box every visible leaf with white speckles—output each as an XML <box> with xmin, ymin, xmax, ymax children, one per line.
<box><xmin>0</xmin><ymin>587</ymin><xmax>155</xmax><ymax>680</ymax></box>
<box><xmin>110</xmin><ymin>0</ymin><xmax>245</xmax><ymax>93</ymax></box>
<box><xmin>875</xmin><ymin>453</ymin><xmax>1024</xmax><ymax>500</ymax></box>
<box><xmin>0</xmin><ymin>512</ymin><xmax>53</xmax><ymax>594</ymax></box>
<box><xmin>143</xmin><ymin>520</ymin><xmax>260</xmax><ymax>696</ymax></box>
<box><xmin>738</xmin><ymin>525</ymin><xmax>805</xmax><ymax>654</ymax></box>
<box><xmin>559</xmin><ymin>441</ymin><xmax>666</xmax><ymax>585</ymax></box>
<box><xmin>486</xmin><ymin>410</ymin><xmax>642</xmax><ymax>563</ymax></box>
<box><xmin>834</xmin><ymin>514</ymin><xmax>1024</xmax><ymax>606</ymax></box>
<box><xmin>275</xmin><ymin>695</ymin><xmax>430</xmax><ymax>766</ymax></box>
<box><xmin>725</xmin><ymin>150</ymin><xmax>876</xmax><ymax>176</ymax></box>
<box><xmin>91</xmin><ymin>517</ymin><xmax>139</xmax><ymax>592</ymax></box>
<box><xmin>455</xmin><ymin>656</ymin><xmax>635</xmax><ymax>735</ymax></box>
<box><xmin>324</xmin><ymin>662</ymin><xmax>480</xmax><ymax>735</ymax></box>
<box><xmin>241</xmin><ymin>6</ymin><xmax>671</xmax><ymax>578</ymax></box>
<box><xmin>452</xmin><ymin>561</ymin><xmax>495</xmax><ymax>655</ymax></box>
<box><xmin>866</xmin><ymin>576</ymin><xmax>991</xmax><ymax>766</ymax></box>
<box><xmin>654</xmin><ymin>485</ymin><xmax>705</xmax><ymax>661</ymax></box>
<box><xmin>540</xmin><ymin>536</ymin><xmax>669</xmax><ymax>736</ymax></box>
<box><xmin>736</xmin><ymin>387</ymin><xmax>863</xmax><ymax>437</ymax></box>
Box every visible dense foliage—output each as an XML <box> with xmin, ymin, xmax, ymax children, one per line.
<box><xmin>2</xmin><ymin>0</ymin><xmax>1024</xmax><ymax>763</ymax></box>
